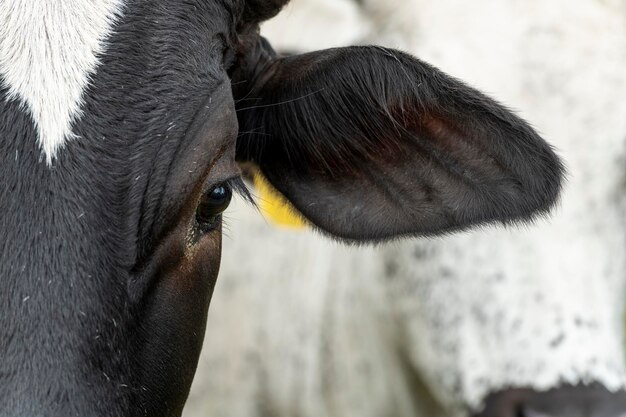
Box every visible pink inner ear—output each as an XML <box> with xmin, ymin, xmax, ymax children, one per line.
<box><xmin>415</xmin><ymin>113</ymin><xmax>504</xmax><ymax>177</ymax></box>
<box><xmin>242</xmin><ymin>0</ymin><xmax>290</xmax><ymax>24</ymax></box>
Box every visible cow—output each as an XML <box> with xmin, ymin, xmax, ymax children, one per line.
<box><xmin>0</xmin><ymin>0</ymin><xmax>565</xmax><ymax>416</ymax></box>
<box><xmin>184</xmin><ymin>0</ymin><xmax>626</xmax><ymax>417</ymax></box>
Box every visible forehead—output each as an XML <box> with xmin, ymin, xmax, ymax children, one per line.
<box><xmin>0</xmin><ymin>0</ymin><xmax>245</xmax><ymax>165</ymax></box>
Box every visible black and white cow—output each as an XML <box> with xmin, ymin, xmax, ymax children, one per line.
<box><xmin>0</xmin><ymin>1</ymin><xmax>563</xmax><ymax>416</ymax></box>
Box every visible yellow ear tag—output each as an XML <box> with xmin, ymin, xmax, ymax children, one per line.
<box><xmin>252</xmin><ymin>170</ymin><xmax>308</xmax><ymax>230</ymax></box>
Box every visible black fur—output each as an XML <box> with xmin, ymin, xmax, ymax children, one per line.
<box><xmin>0</xmin><ymin>0</ymin><xmax>564</xmax><ymax>416</ymax></box>
<box><xmin>241</xmin><ymin>0</ymin><xmax>290</xmax><ymax>24</ymax></box>
<box><xmin>1</xmin><ymin>1</ymin><xmax>248</xmax><ymax>416</ymax></box>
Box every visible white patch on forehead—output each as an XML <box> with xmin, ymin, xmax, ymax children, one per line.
<box><xmin>0</xmin><ymin>0</ymin><xmax>123</xmax><ymax>164</ymax></box>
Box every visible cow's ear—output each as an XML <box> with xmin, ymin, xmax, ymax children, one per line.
<box><xmin>234</xmin><ymin>46</ymin><xmax>565</xmax><ymax>242</ymax></box>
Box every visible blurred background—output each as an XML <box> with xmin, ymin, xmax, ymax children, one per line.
<box><xmin>184</xmin><ymin>1</ymin><xmax>626</xmax><ymax>416</ymax></box>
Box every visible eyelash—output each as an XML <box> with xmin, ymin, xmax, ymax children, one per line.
<box><xmin>195</xmin><ymin>177</ymin><xmax>253</xmax><ymax>232</ymax></box>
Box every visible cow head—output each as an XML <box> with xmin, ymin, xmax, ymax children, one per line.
<box><xmin>0</xmin><ymin>0</ymin><xmax>563</xmax><ymax>416</ymax></box>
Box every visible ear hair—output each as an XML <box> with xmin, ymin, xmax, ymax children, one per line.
<box><xmin>238</xmin><ymin>47</ymin><xmax>562</xmax><ymax>200</ymax></box>
<box><xmin>235</xmin><ymin>46</ymin><xmax>565</xmax><ymax>240</ymax></box>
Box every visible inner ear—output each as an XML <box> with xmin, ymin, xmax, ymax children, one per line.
<box><xmin>242</xmin><ymin>0</ymin><xmax>290</xmax><ymax>24</ymax></box>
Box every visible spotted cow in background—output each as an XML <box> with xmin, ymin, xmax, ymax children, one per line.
<box><xmin>185</xmin><ymin>0</ymin><xmax>626</xmax><ymax>417</ymax></box>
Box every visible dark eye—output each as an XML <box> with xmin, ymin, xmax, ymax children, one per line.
<box><xmin>196</xmin><ymin>184</ymin><xmax>233</xmax><ymax>230</ymax></box>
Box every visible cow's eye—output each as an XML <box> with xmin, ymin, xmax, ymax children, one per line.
<box><xmin>196</xmin><ymin>184</ymin><xmax>233</xmax><ymax>230</ymax></box>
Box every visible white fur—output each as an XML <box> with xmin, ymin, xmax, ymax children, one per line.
<box><xmin>186</xmin><ymin>1</ymin><xmax>626</xmax><ymax>417</ymax></box>
<box><xmin>0</xmin><ymin>0</ymin><xmax>123</xmax><ymax>164</ymax></box>
<box><xmin>381</xmin><ymin>3</ymin><xmax>626</xmax><ymax>413</ymax></box>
